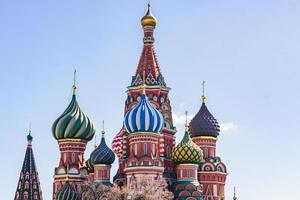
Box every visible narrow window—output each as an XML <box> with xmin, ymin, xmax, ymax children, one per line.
<box><xmin>144</xmin><ymin>143</ymin><xmax>147</xmax><ymax>155</ymax></box>
<box><xmin>72</xmin><ymin>153</ymin><xmax>76</xmax><ymax>163</ymax></box>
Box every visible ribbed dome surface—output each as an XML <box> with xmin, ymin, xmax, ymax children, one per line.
<box><xmin>112</xmin><ymin>133</ymin><xmax>122</xmax><ymax>158</ymax></box>
<box><xmin>124</xmin><ymin>94</ymin><xmax>164</xmax><ymax>133</ymax></box>
<box><xmin>172</xmin><ymin>131</ymin><xmax>203</xmax><ymax>164</ymax></box>
<box><xmin>90</xmin><ymin>135</ymin><xmax>115</xmax><ymax>165</ymax></box>
<box><xmin>189</xmin><ymin>103</ymin><xmax>220</xmax><ymax>138</ymax></box>
<box><xmin>52</xmin><ymin>95</ymin><xmax>95</xmax><ymax>141</ymax></box>
<box><xmin>56</xmin><ymin>181</ymin><xmax>79</xmax><ymax>200</ymax></box>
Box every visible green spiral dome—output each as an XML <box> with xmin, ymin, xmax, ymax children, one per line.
<box><xmin>52</xmin><ymin>94</ymin><xmax>95</xmax><ymax>141</ymax></box>
<box><xmin>56</xmin><ymin>181</ymin><xmax>79</xmax><ymax>200</ymax></box>
<box><xmin>172</xmin><ymin>130</ymin><xmax>203</xmax><ymax>164</ymax></box>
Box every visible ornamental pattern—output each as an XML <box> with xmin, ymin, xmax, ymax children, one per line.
<box><xmin>52</xmin><ymin>95</ymin><xmax>95</xmax><ymax>141</ymax></box>
<box><xmin>172</xmin><ymin>131</ymin><xmax>203</xmax><ymax>164</ymax></box>
<box><xmin>124</xmin><ymin>94</ymin><xmax>164</xmax><ymax>133</ymax></box>
<box><xmin>189</xmin><ymin>103</ymin><xmax>220</xmax><ymax>138</ymax></box>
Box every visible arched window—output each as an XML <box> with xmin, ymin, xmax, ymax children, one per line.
<box><xmin>25</xmin><ymin>173</ymin><xmax>29</xmax><ymax>180</ymax></box>
<box><xmin>152</xmin><ymin>143</ymin><xmax>156</xmax><ymax>157</ymax></box>
<box><xmin>205</xmin><ymin>147</ymin><xmax>208</xmax><ymax>157</ymax></box>
<box><xmin>33</xmin><ymin>192</ymin><xmax>38</xmax><ymax>200</ymax></box>
<box><xmin>23</xmin><ymin>192</ymin><xmax>29</xmax><ymax>200</ymax></box>
<box><xmin>134</xmin><ymin>144</ymin><xmax>138</xmax><ymax>156</ymax></box>
<box><xmin>25</xmin><ymin>181</ymin><xmax>29</xmax><ymax>189</ymax></box>
<box><xmin>64</xmin><ymin>153</ymin><xmax>67</xmax><ymax>163</ymax></box>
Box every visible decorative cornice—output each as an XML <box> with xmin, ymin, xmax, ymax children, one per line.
<box><xmin>192</xmin><ymin>136</ymin><xmax>218</xmax><ymax>141</ymax></box>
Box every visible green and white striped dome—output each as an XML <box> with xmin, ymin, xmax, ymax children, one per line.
<box><xmin>56</xmin><ymin>181</ymin><xmax>79</xmax><ymax>200</ymax></box>
<box><xmin>52</xmin><ymin>94</ymin><xmax>95</xmax><ymax>141</ymax></box>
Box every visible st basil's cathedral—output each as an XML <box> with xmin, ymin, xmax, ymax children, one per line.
<box><xmin>14</xmin><ymin>4</ymin><xmax>232</xmax><ymax>200</ymax></box>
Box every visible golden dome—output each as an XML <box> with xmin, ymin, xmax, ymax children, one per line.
<box><xmin>141</xmin><ymin>4</ymin><xmax>157</xmax><ymax>28</ymax></box>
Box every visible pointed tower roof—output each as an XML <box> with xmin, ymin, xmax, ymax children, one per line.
<box><xmin>131</xmin><ymin>4</ymin><xmax>166</xmax><ymax>87</ymax></box>
<box><xmin>14</xmin><ymin>130</ymin><xmax>43</xmax><ymax>200</ymax></box>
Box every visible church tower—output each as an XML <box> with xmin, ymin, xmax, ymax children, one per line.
<box><xmin>122</xmin><ymin>84</ymin><xmax>165</xmax><ymax>185</ymax></box>
<box><xmin>51</xmin><ymin>72</ymin><xmax>96</xmax><ymax>199</ymax></box>
<box><xmin>14</xmin><ymin>130</ymin><xmax>43</xmax><ymax>200</ymax></box>
<box><xmin>189</xmin><ymin>83</ymin><xmax>227</xmax><ymax>200</ymax></box>
<box><xmin>113</xmin><ymin>4</ymin><xmax>176</xmax><ymax>186</ymax></box>
<box><xmin>89</xmin><ymin>123</ymin><xmax>115</xmax><ymax>187</ymax></box>
<box><xmin>172</xmin><ymin>112</ymin><xmax>203</xmax><ymax>200</ymax></box>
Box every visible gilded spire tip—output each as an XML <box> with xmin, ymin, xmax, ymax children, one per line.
<box><xmin>201</xmin><ymin>81</ymin><xmax>206</xmax><ymax>103</ymax></box>
<box><xmin>72</xmin><ymin>70</ymin><xmax>77</xmax><ymax>95</ymax></box>
<box><xmin>141</xmin><ymin>2</ymin><xmax>157</xmax><ymax>28</ymax></box>
<box><xmin>101</xmin><ymin>120</ymin><xmax>105</xmax><ymax>137</ymax></box>
<box><xmin>94</xmin><ymin>135</ymin><xmax>97</xmax><ymax>149</ymax></box>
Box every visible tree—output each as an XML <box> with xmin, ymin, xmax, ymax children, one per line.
<box><xmin>81</xmin><ymin>178</ymin><xmax>174</xmax><ymax>200</ymax></box>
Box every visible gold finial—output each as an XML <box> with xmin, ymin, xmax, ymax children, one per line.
<box><xmin>94</xmin><ymin>135</ymin><xmax>97</xmax><ymax>149</ymax></box>
<box><xmin>141</xmin><ymin>3</ymin><xmax>157</xmax><ymax>28</ymax></box>
<box><xmin>201</xmin><ymin>81</ymin><xmax>206</xmax><ymax>103</ymax></box>
<box><xmin>185</xmin><ymin>111</ymin><xmax>189</xmax><ymax>132</ymax></box>
<box><xmin>72</xmin><ymin>70</ymin><xmax>77</xmax><ymax>95</ymax></box>
<box><xmin>140</xmin><ymin>84</ymin><xmax>147</xmax><ymax>95</ymax></box>
<box><xmin>101</xmin><ymin>120</ymin><xmax>105</xmax><ymax>137</ymax></box>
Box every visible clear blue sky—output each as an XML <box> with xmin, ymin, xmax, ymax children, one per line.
<box><xmin>1</xmin><ymin>0</ymin><xmax>299</xmax><ymax>199</ymax></box>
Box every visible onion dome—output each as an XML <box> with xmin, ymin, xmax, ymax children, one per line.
<box><xmin>172</xmin><ymin>130</ymin><xmax>203</xmax><ymax>164</ymax></box>
<box><xmin>124</xmin><ymin>85</ymin><xmax>164</xmax><ymax>133</ymax></box>
<box><xmin>189</xmin><ymin>83</ymin><xmax>220</xmax><ymax>138</ymax></box>
<box><xmin>141</xmin><ymin>4</ymin><xmax>157</xmax><ymax>28</ymax></box>
<box><xmin>56</xmin><ymin>181</ymin><xmax>79</xmax><ymax>200</ymax></box>
<box><xmin>90</xmin><ymin>131</ymin><xmax>115</xmax><ymax>165</ymax></box>
<box><xmin>112</xmin><ymin>131</ymin><xmax>123</xmax><ymax>158</ymax></box>
<box><xmin>85</xmin><ymin>158</ymin><xmax>94</xmax><ymax>173</ymax></box>
<box><xmin>52</xmin><ymin>76</ymin><xmax>96</xmax><ymax>141</ymax></box>
<box><xmin>172</xmin><ymin>112</ymin><xmax>203</xmax><ymax>164</ymax></box>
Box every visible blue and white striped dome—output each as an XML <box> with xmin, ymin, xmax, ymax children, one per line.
<box><xmin>124</xmin><ymin>94</ymin><xmax>164</xmax><ymax>133</ymax></box>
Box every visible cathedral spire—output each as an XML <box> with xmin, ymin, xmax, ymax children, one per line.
<box><xmin>14</xmin><ymin>130</ymin><xmax>43</xmax><ymax>200</ymax></box>
<box><xmin>131</xmin><ymin>4</ymin><xmax>166</xmax><ymax>87</ymax></box>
